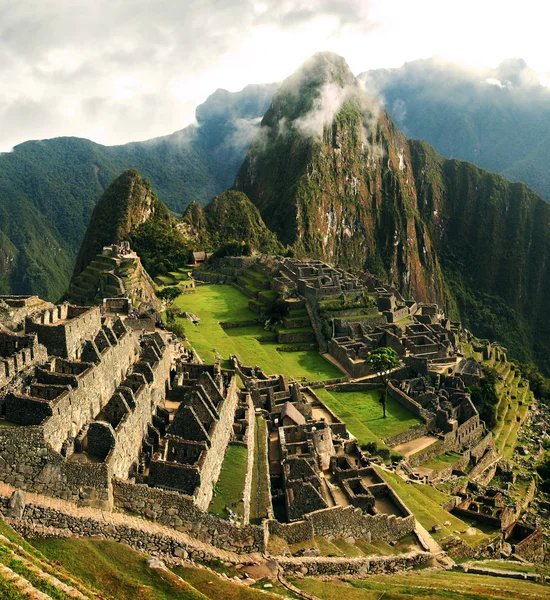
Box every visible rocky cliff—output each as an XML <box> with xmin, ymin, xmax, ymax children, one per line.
<box><xmin>234</xmin><ymin>52</ymin><xmax>448</xmax><ymax>304</ymax></box>
<box><xmin>234</xmin><ymin>52</ymin><xmax>550</xmax><ymax>373</ymax></box>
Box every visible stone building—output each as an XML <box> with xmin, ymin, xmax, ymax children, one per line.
<box><xmin>147</xmin><ymin>362</ymin><xmax>239</xmax><ymax>510</ymax></box>
<box><xmin>0</xmin><ymin>303</ymin><xmax>171</xmax><ymax>508</ymax></box>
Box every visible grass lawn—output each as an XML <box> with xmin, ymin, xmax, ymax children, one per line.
<box><xmin>250</xmin><ymin>417</ymin><xmax>270</xmax><ymax>524</ymax></box>
<box><xmin>172</xmin><ymin>566</ymin><xmax>281</xmax><ymax>600</ymax></box>
<box><xmin>170</xmin><ymin>285</ymin><xmax>342</xmax><ymax>381</ymax></box>
<box><xmin>375</xmin><ymin>468</ymin><xmax>496</xmax><ymax>547</ymax></box>
<box><xmin>292</xmin><ymin>569</ymin><xmax>550</xmax><ymax>600</ymax></box>
<box><xmin>30</xmin><ymin>538</ymin><xmax>206</xmax><ymax>600</ymax></box>
<box><xmin>314</xmin><ymin>388</ymin><xmax>421</xmax><ymax>446</ymax></box>
<box><xmin>209</xmin><ymin>445</ymin><xmax>248</xmax><ymax>518</ymax></box>
<box><xmin>423</xmin><ymin>451</ymin><xmax>463</xmax><ymax>472</ymax></box>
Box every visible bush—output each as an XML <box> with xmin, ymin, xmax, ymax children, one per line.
<box><xmin>468</xmin><ymin>366</ymin><xmax>499</xmax><ymax>429</ymax></box>
<box><xmin>157</xmin><ymin>287</ymin><xmax>182</xmax><ymax>302</ymax></box>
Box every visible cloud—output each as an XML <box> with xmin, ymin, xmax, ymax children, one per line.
<box><xmin>0</xmin><ymin>0</ymin><xmax>375</xmax><ymax>151</ymax></box>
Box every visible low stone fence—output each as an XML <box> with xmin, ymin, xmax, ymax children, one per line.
<box><xmin>220</xmin><ymin>320</ymin><xmax>262</xmax><ymax>329</ymax></box>
<box><xmin>278</xmin><ymin>551</ymin><xmax>432</xmax><ymax>577</ymax></box>
<box><xmin>408</xmin><ymin>439</ymin><xmax>446</xmax><ymax>468</ymax></box>
<box><xmin>305</xmin><ymin>377</ymin><xmax>348</xmax><ymax>389</ymax></box>
<box><xmin>267</xmin><ymin>504</ymin><xmax>415</xmax><ymax>546</ymax></box>
<box><xmin>384</xmin><ymin>423</ymin><xmax>430</xmax><ymax>448</ymax></box>
<box><xmin>326</xmin><ymin>381</ymin><xmax>381</xmax><ymax>391</ymax></box>
<box><xmin>112</xmin><ymin>480</ymin><xmax>264</xmax><ymax>554</ymax></box>
<box><xmin>277</xmin><ymin>330</ymin><xmax>316</xmax><ymax>344</ymax></box>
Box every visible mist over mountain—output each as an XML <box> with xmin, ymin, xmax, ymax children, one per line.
<box><xmin>236</xmin><ymin>51</ymin><xmax>550</xmax><ymax>374</ymax></box>
<box><xmin>0</xmin><ymin>83</ymin><xmax>276</xmax><ymax>300</ymax></box>
<box><xmin>360</xmin><ymin>57</ymin><xmax>550</xmax><ymax>201</ymax></box>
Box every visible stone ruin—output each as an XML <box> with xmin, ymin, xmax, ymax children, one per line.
<box><xmin>0</xmin><ymin>302</ymin><xmax>171</xmax><ymax>507</ymax></box>
<box><xmin>146</xmin><ymin>362</ymin><xmax>239</xmax><ymax>510</ymax></box>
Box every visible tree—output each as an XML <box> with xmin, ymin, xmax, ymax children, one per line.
<box><xmin>365</xmin><ymin>347</ymin><xmax>400</xmax><ymax>418</ymax></box>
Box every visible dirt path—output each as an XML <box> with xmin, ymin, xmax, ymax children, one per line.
<box><xmin>393</xmin><ymin>435</ymin><xmax>439</xmax><ymax>457</ymax></box>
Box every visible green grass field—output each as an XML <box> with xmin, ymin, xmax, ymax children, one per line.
<box><xmin>314</xmin><ymin>388</ymin><xmax>421</xmax><ymax>446</ymax></box>
<box><xmin>423</xmin><ymin>451</ymin><xmax>463</xmax><ymax>472</ymax></box>
<box><xmin>292</xmin><ymin>569</ymin><xmax>550</xmax><ymax>599</ymax></box>
<box><xmin>376</xmin><ymin>468</ymin><xmax>496</xmax><ymax>546</ymax></box>
<box><xmin>30</xmin><ymin>538</ymin><xmax>206</xmax><ymax>600</ymax></box>
<box><xmin>209</xmin><ymin>445</ymin><xmax>248</xmax><ymax>518</ymax></box>
<box><xmin>170</xmin><ymin>285</ymin><xmax>342</xmax><ymax>381</ymax></box>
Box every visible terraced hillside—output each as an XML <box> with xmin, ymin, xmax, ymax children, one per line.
<box><xmin>168</xmin><ymin>284</ymin><xmax>342</xmax><ymax>382</ymax></box>
<box><xmin>0</xmin><ymin>519</ymin><xmax>108</xmax><ymax>599</ymax></box>
<box><xmin>67</xmin><ymin>250</ymin><xmax>159</xmax><ymax>310</ymax></box>
<box><xmin>466</xmin><ymin>343</ymin><xmax>534</xmax><ymax>459</ymax></box>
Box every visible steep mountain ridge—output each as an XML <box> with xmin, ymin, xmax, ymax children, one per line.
<box><xmin>72</xmin><ymin>169</ymin><xmax>191</xmax><ymax>290</ymax></box>
<box><xmin>235</xmin><ymin>52</ymin><xmax>448</xmax><ymax>305</ymax></box>
<box><xmin>234</xmin><ymin>51</ymin><xmax>550</xmax><ymax>373</ymax></box>
<box><xmin>0</xmin><ymin>84</ymin><xmax>276</xmax><ymax>300</ymax></box>
<box><xmin>182</xmin><ymin>190</ymin><xmax>284</xmax><ymax>254</ymax></box>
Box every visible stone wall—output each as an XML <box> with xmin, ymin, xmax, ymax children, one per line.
<box><xmin>277</xmin><ymin>330</ymin><xmax>316</xmax><ymax>344</ymax></box>
<box><xmin>384</xmin><ymin>423</ymin><xmax>430</xmax><ymax>448</ymax></box>
<box><xmin>277</xmin><ymin>551</ymin><xmax>432</xmax><ymax>577</ymax></box>
<box><xmin>194</xmin><ymin>376</ymin><xmax>239</xmax><ymax>510</ymax></box>
<box><xmin>387</xmin><ymin>381</ymin><xmax>431</xmax><ymax>422</ymax></box>
<box><xmin>0</xmin><ymin>333</ymin><xmax>48</xmax><ymax>388</ymax></box>
<box><xmin>242</xmin><ymin>393</ymin><xmax>255</xmax><ymax>524</ymax></box>
<box><xmin>25</xmin><ymin>306</ymin><xmax>102</xmax><ymax>360</ymax></box>
<box><xmin>0</xmin><ymin>427</ymin><xmax>111</xmax><ymax>506</ymax></box>
<box><xmin>113</xmin><ymin>480</ymin><xmax>264</xmax><ymax>553</ymax></box>
<box><xmin>107</xmin><ymin>342</ymin><xmax>170</xmax><ymax>478</ymax></box>
<box><xmin>266</xmin><ymin>503</ymin><xmax>414</xmax><ymax>546</ymax></box>
<box><xmin>41</xmin><ymin>326</ymin><xmax>138</xmax><ymax>452</ymax></box>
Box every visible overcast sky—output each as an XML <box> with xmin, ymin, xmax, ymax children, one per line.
<box><xmin>0</xmin><ymin>0</ymin><xmax>547</xmax><ymax>151</ymax></box>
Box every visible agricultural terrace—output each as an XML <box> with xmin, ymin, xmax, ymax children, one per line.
<box><xmin>170</xmin><ymin>284</ymin><xmax>342</xmax><ymax>381</ymax></box>
<box><xmin>465</xmin><ymin>343</ymin><xmax>534</xmax><ymax>459</ymax></box>
<box><xmin>314</xmin><ymin>388</ymin><xmax>422</xmax><ymax>448</ymax></box>
<box><xmin>209</xmin><ymin>445</ymin><xmax>248</xmax><ymax>518</ymax></box>
<box><xmin>292</xmin><ymin>569</ymin><xmax>550</xmax><ymax>600</ymax></box>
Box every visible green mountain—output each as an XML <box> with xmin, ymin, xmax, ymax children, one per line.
<box><xmin>0</xmin><ymin>84</ymin><xmax>276</xmax><ymax>300</ymax></box>
<box><xmin>72</xmin><ymin>169</ymin><xmax>191</xmax><ymax>285</ymax></box>
<box><xmin>360</xmin><ymin>57</ymin><xmax>550</xmax><ymax>201</ymax></box>
<box><xmin>234</xmin><ymin>52</ymin><xmax>550</xmax><ymax>374</ymax></box>
<box><xmin>182</xmin><ymin>190</ymin><xmax>284</xmax><ymax>254</ymax></box>
<box><xmin>235</xmin><ymin>52</ymin><xmax>448</xmax><ymax>305</ymax></box>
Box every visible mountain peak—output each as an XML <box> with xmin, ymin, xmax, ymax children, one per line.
<box><xmin>72</xmin><ymin>169</ymin><xmax>166</xmax><ymax>277</ymax></box>
<box><xmin>261</xmin><ymin>52</ymin><xmax>359</xmax><ymax>127</ymax></box>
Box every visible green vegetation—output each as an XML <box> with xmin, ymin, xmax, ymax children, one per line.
<box><xmin>468</xmin><ymin>367</ymin><xmax>499</xmax><ymax>428</ymax></box>
<box><xmin>209</xmin><ymin>445</ymin><xmax>248</xmax><ymax>518</ymax></box>
<box><xmin>292</xmin><ymin>569</ymin><xmax>550</xmax><ymax>599</ymax></box>
<box><xmin>315</xmin><ymin>387</ymin><xmax>421</xmax><ymax>446</ymax></box>
<box><xmin>364</xmin><ymin>347</ymin><xmax>400</xmax><ymax>418</ymax></box>
<box><xmin>182</xmin><ymin>191</ymin><xmax>284</xmax><ymax>255</ymax></box>
<box><xmin>169</xmin><ymin>284</ymin><xmax>341</xmax><ymax>381</ymax></box>
<box><xmin>30</xmin><ymin>538</ymin><xmax>207</xmax><ymax>600</ymax></box>
<box><xmin>466</xmin><ymin>345</ymin><xmax>534</xmax><ymax>458</ymax></box>
<box><xmin>375</xmin><ymin>468</ymin><xmax>496</xmax><ymax>546</ymax></box>
<box><xmin>536</xmin><ymin>453</ymin><xmax>550</xmax><ymax>493</ymax></box>
<box><xmin>268</xmin><ymin>533</ymin><xmax>419</xmax><ymax>558</ymax></box>
<box><xmin>171</xmin><ymin>566</ymin><xmax>282</xmax><ymax>600</ymax></box>
<box><xmin>423</xmin><ymin>451</ymin><xmax>463</xmax><ymax>472</ymax></box>
<box><xmin>250</xmin><ymin>416</ymin><xmax>270</xmax><ymax>524</ymax></box>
